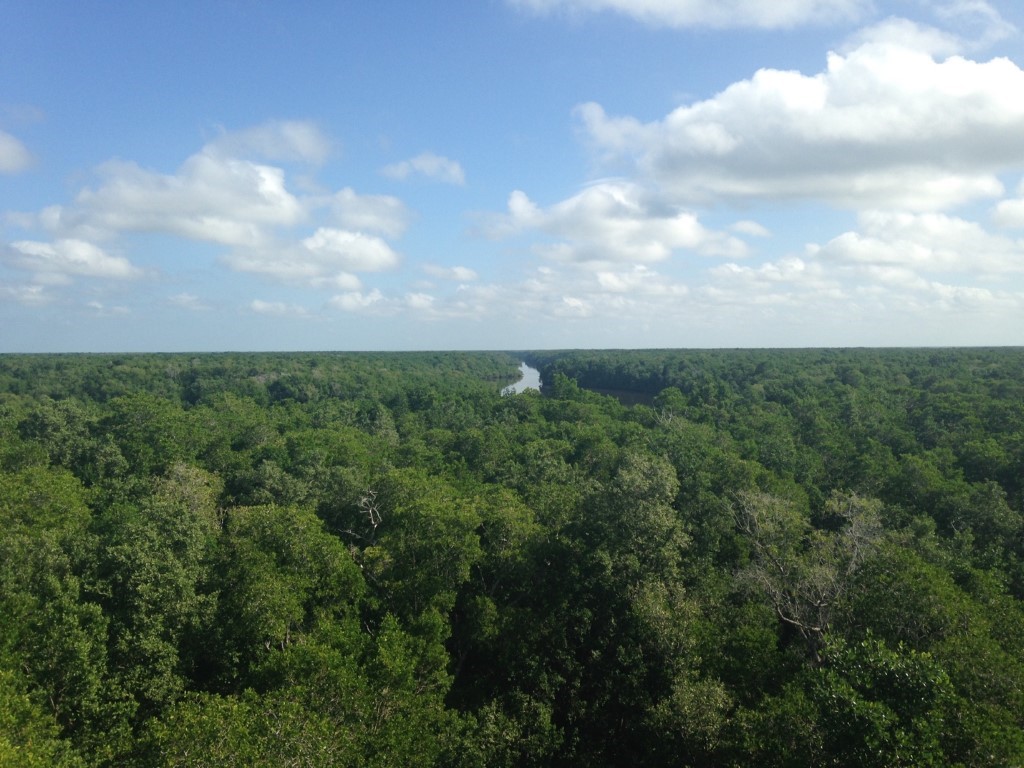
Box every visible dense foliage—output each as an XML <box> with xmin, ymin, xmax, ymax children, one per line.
<box><xmin>1</xmin><ymin>348</ymin><xmax>1022</xmax><ymax>766</ymax></box>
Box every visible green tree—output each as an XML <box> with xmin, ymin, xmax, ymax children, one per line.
<box><xmin>358</xmin><ymin>468</ymin><xmax>483</xmax><ymax>621</ymax></box>
<box><xmin>0</xmin><ymin>466</ymin><xmax>132</xmax><ymax>759</ymax></box>
<box><xmin>740</xmin><ymin>636</ymin><xmax>957</xmax><ymax>767</ymax></box>
<box><xmin>0</xmin><ymin>667</ymin><xmax>84</xmax><ymax>767</ymax></box>
<box><xmin>212</xmin><ymin>503</ymin><xmax>365</xmax><ymax>685</ymax></box>
<box><xmin>735</xmin><ymin>491</ymin><xmax>883</xmax><ymax>661</ymax></box>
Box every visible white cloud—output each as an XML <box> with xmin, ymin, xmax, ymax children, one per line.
<box><xmin>309</xmin><ymin>272</ymin><xmax>363</xmax><ymax>291</ymax></box>
<box><xmin>301</xmin><ymin>228</ymin><xmax>400</xmax><ymax>271</ymax></box>
<box><xmin>926</xmin><ymin>280</ymin><xmax>1018</xmax><ymax>310</ymax></box>
<box><xmin>12</xmin><ymin>121</ymin><xmax>407</xmax><ymax>301</ymax></box>
<box><xmin>992</xmin><ymin>179</ymin><xmax>1024</xmax><ymax>228</ymax></box>
<box><xmin>710</xmin><ymin>256</ymin><xmax>836</xmax><ymax>290</ymax></box>
<box><xmin>596</xmin><ymin>265</ymin><xmax>689</xmax><ymax>295</ymax></box>
<box><xmin>85</xmin><ymin>301</ymin><xmax>130</xmax><ymax>316</ymax></box>
<box><xmin>578</xmin><ymin>31</ymin><xmax>1024</xmax><ymax>210</ymax></box>
<box><xmin>701</xmin><ymin>256</ymin><xmax>852</xmax><ymax>319</ymax></box>
<box><xmin>497</xmin><ymin>181</ymin><xmax>749</xmax><ymax>265</ymax></box>
<box><xmin>7</xmin><ymin>239</ymin><xmax>142</xmax><ymax>281</ymax></box>
<box><xmin>556</xmin><ymin>296</ymin><xmax>592</xmax><ymax>317</ymax></box>
<box><xmin>383</xmin><ymin>282</ymin><xmax>504</xmax><ymax>321</ymax></box>
<box><xmin>993</xmin><ymin>198</ymin><xmax>1024</xmax><ymax>229</ymax></box>
<box><xmin>932</xmin><ymin>1</ymin><xmax>1016</xmax><ymax>48</ymax></box>
<box><xmin>381</xmin><ymin>152</ymin><xmax>466</xmax><ymax>185</ymax></box>
<box><xmin>405</xmin><ymin>292</ymin><xmax>436</xmax><ymax>311</ymax></box>
<box><xmin>449</xmin><ymin>264</ymin><xmax>693</xmax><ymax>329</ymax></box>
<box><xmin>6</xmin><ymin>120</ymin><xmax>413</xmax><ymax>300</ymax></box>
<box><xmin>168</xmin><ymin>293</ymin><xmax>210</xmax><ymax>311</ymax></box>
<box><xmin>328</xmin><ymin>289</ymin><xmax>385</xmax><ymax>312</ymax></box>
<box><xmin>249</xmin><ymin>299</ymin><xmax>309</xmax><ymax>316</ymax></box>
<box><xmin>815</xmin><ymin>210</ymin><xmax>1024</xmax><ymax>275</ymax></box>
<box><xmin>26</xmin><ymin>123</ymin><xmax>346</xmax><ymax>252</ymax></box>
<box><xmin>0</xmin><ymin>130</ymin><xmax>31</xmax><ymax>174</ymax></box>
<box><xmin>47</xmin><ymin>151</ymin><xmax>307</xmax><ymax>247</ymax></box>
<box><xmin>508</xmin><ymin>0</ymin><xmax>870</xmax><ymax>29</ymax></box>
<box><xmin>841</xmin><ymin>17</ymin><xmax>964</xmax><ymax>57</ymax></box>
<box><xmin>207</xmin><ymin>120</ymin><xmax>331</xmax><ymax>164</ymax></box>
<box><xmin>732</xmin><ymin>220</ymin><xmax>771</xmax><ymax>237</ymax></box>
<box><xmin>842</xmin><ymin>5</ymin><xmax>1016</xmax><ymax>56</ymax></box>
<box><xmin>332</xmin><ymin>187</ymin><xmax>410</xmax><ymax>237</ymax></box>
<box><xmin>423</xmin><ymin>264</ymin><xmax>478</xmax><ymax>281</ymax></box>
<box><xmin>223</xmin><ymin>225</ymin><xmax>398</xmax><ymax>286</ymax></box>
<box><xmin>685</xmin><ymin>209</ymin><xmax>1024</xmax><ymax>338</ymax></box>
<box><xmin>0</xmin><ymin>283</ymin><xmax>50</xmax><ymax>305</ymax></box>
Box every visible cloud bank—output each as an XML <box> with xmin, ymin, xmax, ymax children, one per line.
<box><xmin>3</xmin><ymin>121</ymin><xmax>409</xmax><ymax>301</ymax></box>
<box><xmin>476</xmin><ymin>22</ymin><xmax>1024</xmax><ymax>342</ymax></box>
<box><xmin>4</xmin><ymin>7</ymin><xmax>1024</xmax><ymax>348</ymax></box>
<box><xmin>576</xmin><ymin>32</ymin><xmax>1024</xmax><ymax>210</ymax></box>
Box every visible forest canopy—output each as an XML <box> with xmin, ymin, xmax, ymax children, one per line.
<box><xmin>1</xmin><ymin>348</ymin><xmax>1022</xmax><ymax>766</ymax></box>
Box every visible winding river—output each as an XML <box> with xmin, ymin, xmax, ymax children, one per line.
<box><xmin>501</xmin><ymin>362</ymin><xmax>542</xmax><ymax>395</ymax></box>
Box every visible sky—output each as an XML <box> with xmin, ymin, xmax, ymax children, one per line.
<box><xmin>2</xmin><ymin>0</ymin><xmax>1024</xmax><ymax>351</ymax></box>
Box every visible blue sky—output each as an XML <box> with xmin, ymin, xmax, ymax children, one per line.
<box><xmin>2</xmin><ymin>0</ymin><xmax>1024</xmax><ymax>351</ymax></box>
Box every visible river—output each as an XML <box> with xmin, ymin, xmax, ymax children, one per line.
<box><xmin>501</xmin><ymin>362</ymin><xmax>542</xmax><ymax>395</ymax></box>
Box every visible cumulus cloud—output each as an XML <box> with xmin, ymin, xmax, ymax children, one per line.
<box><xmin>332</xmin><ymin>187</ymin><xmax>410</xmax><ymax>238</ymax></box>
<box><xmin>6</xmin><ymin>239</ymin><xmax>142</xmax><ymax>282</ymax></box>
<box><xmin>710</xmin><ymin>256</ymin><xmax>837</xmax><ymax>294</ymax></box>
<box><xmin>10</xmin><ymin>121</ymin><xmax>410</xmax><ymax>303</ymax></box>
<box><xmin>732</xmin><ymin>220</ymin><xmax>771</xmax><ymax>237</ymax></box>
<box><xmin>0</xmin><ymin>283</ymin><xmax>50</xmax><ymax>306</ymax></box>
<box><xmin>0</xmin><ymin>130</ymin><xmax>32</xmax><ymax>173</ymax></box>
<box><xmin>841</xmin><ymin>5</ymin><xmax>1015</xmax><ymax>57</ymax></box>
<box><xmin>249</xmin><ymin>299</ymin><xmax>309</xmax><ymax>316</ymax></box>
<box><xmin>423</xmin><ymin>264</ymin><xmax>478</xmax><ymax>281</ymax></box>
<box><xmin>993</xmin><ymin>198</ymin><xmax>1024</xmax><ymax>228</ymax></box>
<box><xmin>926</xmin><ymin>281</ymin><xmax>1019</xmax><ymax>311</ymax></box>
<box><xmin>495</xmin><ymin>180</ymin><xmax>748</xmax><ymax>265</ymax></box>
<box><xmin>45</xmin><ymin>151</ymin><xmax>306</xmax><ymax>247</ymax></box>
<box><xmin>222</xmin><ymin>227</ymin><xmax>397</xmax><ymax>287</ymax></box>
<box><xmin>688</xmin><ymin>207</ymin><xmax>1024</xmax><ymax>337</ymax></box>
<box><xmin>301</xmin><ymin>228</ymin><xmax>400</xmax><ymax>271</ymax></box>
<box><xmin>814</xmin><ymin>210</ymin><xmax>1024</xmax><ymax>276</ymax></box>
<box><xmin>596</xmin><ymin>265</ymin><xmax>689</xmax><ymax>295</ymax></box>
<box><xmin>206</xmin><ymin>120</ymin><xmax>331</xmax><ymax>164</ymax></box>
<box><xmin>328</xmin><ymin>289</ymin><xmax>385</xmax><ymax>312</ymax></box>
<box><xmin>841</xmin><ymin>17</ymin><xmax>964</xmax><ymax>57</ymax></box>
<box><xmin>85</xmin><ymin>301</ymin><xmax>130</xmax><ymax>316</ymax></box>
<box><xmin>482</xmin><ymin>205</ymin><xmax>1024</xmax><ymax>343</ymax></box>
<box><xmin>476</xmin><ymin>16</ymin><xmax>1024</xmax><ymax>344</ymax></box>
<box><xmin>381</xmin><ymin>152</ymin><xmax>466</xmax><ymax>185</ymax></box>
<box><xmin>453</xmin><ymin>264</ymin><xmax>693</xmax><ymax>329</ymax></box>
<box><xmin>405</xmin><ymin>292</ymin><xmax>436</xmax><ymax>311</ymax></box>
<box><xmin>310</xmin><ymin>272</ymin><xmax>363</xmax><ymax>291</ymax></box>
<box><xmin>508</xmin><ymin>0</ymin><xmax>869</xmax><ymax>29</ymax></box>
<box><xmin>577</xmin><ymin>30</ymin><xmax>1024</xmax><ymax>210</ymax></box>
<box><xmin>555</xmin><ymin>296</ymin><xmax>592</xmax><ymax>317</ymax></box>
<box><xmin>168</xmin><ymin>293</ymin><xmax>210</xmax><ymax>311</ymax></box>
<box><xmin>31</xmin><ymin>123</ymin><xmax>337</xmax><ymax>250</ymax></box>
<box><xmin>992</xmin><ymin>179</ymin><xmax>1024</xmax><ymax>228</ymax></box>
